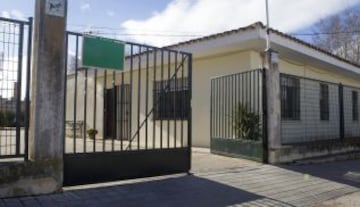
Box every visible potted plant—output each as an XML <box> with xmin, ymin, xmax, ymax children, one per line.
<box><xmin>87</xmin><ymin>128</ymin><xmax>98</xmax><ymax>139</ymax></box>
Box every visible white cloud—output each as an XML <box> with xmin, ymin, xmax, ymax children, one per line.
<box><xmin>1</xmin><ymin>10</ymin><xmax>25</xmax><ymax>20</ymax></box>
<box><xmin>106</xmin><ymin>10</ymin><xmax>115</xmax><ymax>17</ymax></box>
<box><xmin>121</xmin><ymin>0</ymin><xmax>360</xmax><ymax>47</ymax></box>
<box><xmin>10</xmin><ymin>9</ymin><xmax>25</xmax><ymax>20</ymax></box>
<box><xmin>1</xmin><ymin>11</ymin><xmax>11</xmax><ymax>18</ymax></box>
<box><xmin>81</xmin><ymin>3</ymin><xmax>91</xmax><ymax>12</ymax></box>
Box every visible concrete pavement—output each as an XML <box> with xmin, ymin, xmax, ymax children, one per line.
<box><xmin>0</xmin><ymin>150</ymin><xmax>358</xmax><ymax>207</ymax></box>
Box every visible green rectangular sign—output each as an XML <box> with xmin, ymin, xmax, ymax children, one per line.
<box><xmin>82</xmin><ymin>35</ymin><xmax>125</xmax><ymax>70</ymax></box>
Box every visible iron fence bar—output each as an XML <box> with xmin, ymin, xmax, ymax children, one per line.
<box><xmin>152</xmin><ymin>49</ymin><xmax>157</xmax><ymax>149</ymax></box>
<box><xmin>231</xmin><ymin>74</ymin><xmax>234</xmax><ymax>138</ymax></box>
<box><xmin>210</xmin><ymin>79</ymin><xmax>213</xmax><ymax>138</ymax></box>
<box><xmin>0</xmin><ymin>16</ymin><xmax>29</xmax><ymax>24</ymax></box>
<box><xmin>129</xmin><ymin>45</ymin><xmax>134</xmax><ymax>150</ymax></box>
<box><xmin>167</xmin><ymin>51</ymin><xmax>171</xmax><ymax>148</ymax></box>
<box><xmin>181</xmin><ymin>54</ymin><xmax>184</xmax><ymax>147</ymax></box>
<box><xmin>187</xmin><ymin>54</ymin><xmax>192</xmax><ymax>169</ymax></box>
<box><xmin>262</xmin><ymin>68</ymin><xmax>268</xmax><ymax>163</ymax></box>
<box><xmin>112</xmin><ymin>71</ymin><xmax>116</xmax><ymax>151</ymax></box>
<box><xmin>103</xmin><ymin>70</ymin><xmax>107</xmax><ymax>152</ymax></box>
<box><xmin>63</xmin><ymin>33</ymin><xmax>69</xmax><ymax>154</ymax></box>
<box><xmin>15</xmin><ymin>23</ymin><xmax>24</xmax><ymax>156</ymax></box>
<box><xmin>83</xmin><ymin>67</ymin><xmax>88</xmax><ymax>152</ymax></box>
<box><xmin>145</xmin><ymin>47</ymin><xmax>149</xmax><ymax>150</ymax></box>
<box><xmin>93</xmin><ymin>70</ymin><xmax>97</xmax><ymax>152</ymax></box>
<box><xmin>137</xmin><ymin>46</ymin><xmax>141</xmax><ymax>150</ymax></box>
<box><xmin>73</xmin><ymin>35</ymin><xmax>79</xmax><ymax>153</ymax></box>
<box><xmin>160</xmin><ymin>50</ymin><xmax>164</xmax><ymax>149</ymax></box>
<box><xmin>120</xmin><ymin>71</ymin><xmax>124</xmax><ymax>150</ymax></box>
<box><xmin>174</xmin><ymin>52</ymin><xmax>178</xmax><ymax>148</ymax></box>
<box><xmin>24</xmin><ymin>17</ymin><xmax>33</xmax><ymax>160</ymax></box>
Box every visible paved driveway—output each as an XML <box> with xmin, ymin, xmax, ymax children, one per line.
<box><xmin>0</xmin><ymin>149</ymin><xmax>359</xmax><ymax>207</ymax></box>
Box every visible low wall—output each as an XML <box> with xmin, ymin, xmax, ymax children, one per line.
<box><xmin>0</xmin><ymin>159</ymin><xmax>62</xmax><ymax>198</ymax></box>
<box><xmin>269</xmin><ymin>138</ymin><xmax>360</xmax><ymax>163</ymax></box>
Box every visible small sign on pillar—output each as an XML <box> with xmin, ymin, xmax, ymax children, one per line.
<box><xmin>45</xmin><ymin>0</ymin><xmax>65</xmax><ymax>17</ymax></box>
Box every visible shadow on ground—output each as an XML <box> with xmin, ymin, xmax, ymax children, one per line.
<box><xmin>278</xmin><ymin>159</ymin><xmax>360</xmax><ymax>188</ymax></box>
<box><xmin>3</xmin><ymin>175</ymin><xmax>295</xmax><ymax>207</ymax></box>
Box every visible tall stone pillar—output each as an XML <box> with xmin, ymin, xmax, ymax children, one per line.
<box><xmin>29</xmin><ymin>0</ymin><xmax>67</xmax><ymax>186</ymax></box>
<box><xmin>263</xmin><ymin>49</ymin><xmax>281</xmax><ymax>163</ymax></box>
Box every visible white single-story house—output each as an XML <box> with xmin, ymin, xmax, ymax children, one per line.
<box><xmin>65</xmin><ymin>22</ymin><xmax>360</xmax><ymax>163</ymax></box>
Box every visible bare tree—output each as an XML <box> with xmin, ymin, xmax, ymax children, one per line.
<box><xmin>312</xmin><ymin>8</ymin><xmax>360</xmax><ymax>64</ymax></box>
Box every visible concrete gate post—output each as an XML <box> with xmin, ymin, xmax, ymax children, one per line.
<box><xmin>263</xmin><ymin>49</ymin><xmax>282</xmax><ymax>164</ymax></box>
<box><xmin>29</xmin><ymin>0</ymin><xmax>68</xmax><ymax>189</ymax></box>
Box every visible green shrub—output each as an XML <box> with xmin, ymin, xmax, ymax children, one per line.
<box><xmin>86</xmin><ymin>128</ymin><xmax>98</xmax><ymax>139</ymax></box>
<box><xmin>232</xmin><ymin>103</ymin><xmax>261</xmax><ymax>141</ymax></box>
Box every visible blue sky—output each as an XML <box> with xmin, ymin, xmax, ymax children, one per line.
<box><xmin>1</xmin><ymin>0</ymin><xmax>360</xmax><ymax>46</ymax></box>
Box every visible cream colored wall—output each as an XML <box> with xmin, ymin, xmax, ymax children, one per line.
<box><xmin>192</xmin><ymin>51</ymin><xmax>256</xmax><ymax>147</ymax></box>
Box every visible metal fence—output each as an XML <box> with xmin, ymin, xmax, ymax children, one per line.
<box><xmin>0</xmin><ymin>17</ymin><xmax>32</xmax><ymax>159</ymax></box>
<box><xmin>210</xmin><ymin>69</ymin><xmax>266</xmax><ymax>161</ymax></box>
<box><xmin>280</xmin><ymin>73</ymin><xmax>360</xmax><ymax>144</ymax></box>
<box><xmin>64</xmin><ymin>31</ymin><xmax>192</xmax><ymax>153</ymax></box>
<box><xmin>64</xmin><ymin>31</ymin><xmax>192</xmax><ymax>185</ymax></box>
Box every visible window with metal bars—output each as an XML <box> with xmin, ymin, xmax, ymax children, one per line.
<box><xmin>320</xmin><ymin>83</ymin><xmax>329</xmax><ymax>121</ymax></box>
<box><xmin>154</xmin><ymin>78</ymin><xmax>189</xmax><ymax>120</ymax></box>
<box><xmin>280</xmin><ymin>75</ymin><xmax>300</xmax><ymax>120</ymax></box>
<box><xmin>352</xmin><ymin>90</ymin><xmax>358</xmax><ymax>121</ymax></box>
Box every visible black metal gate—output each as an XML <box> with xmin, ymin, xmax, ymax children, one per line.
<box><xmin>0</xmin><ymin>17</ymin><xmax>32</xmax><ymax>160</ymax></box>
<box><xmin>64</xmin><ymin>32</ymin><xmax>192</xmax><ymax>186</ymax></box>
<box><xmin>210</xmin><ymin>69</ymin><xmax>267</xmax><ymax>162</ymax></box>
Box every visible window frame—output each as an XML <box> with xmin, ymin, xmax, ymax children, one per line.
<box><xmin>153</xmin><ymin>78</ymin><xmax>189</xmax><ymax>121</ymax></box>
<box><xmin>280</xmin><ymin>75</ymin><xmax>301</xmax><ymax>121</ymax></box>
<box><xmin>319</xmin><ymin>83</ymin><xmax>329</xmax><ymax>121</ymax></box>
<box><xmin>352</xmin><ymin>90</ymin><xmax>359</xmax><ymax>121</ymax></box>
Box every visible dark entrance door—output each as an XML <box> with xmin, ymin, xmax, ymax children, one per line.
<box><xmin>63</xmin><ymin>31</ymin><xmax>192</xmax><ymax>186</ymax></box>
<box><xmin>105</xmin><ymin>85</ymin><xmax>130</xmax><ymax>140</ymax></box>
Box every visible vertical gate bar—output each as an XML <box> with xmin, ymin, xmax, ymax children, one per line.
<box><xmin>210</xmin><ymin>79</ymin><xmax>213</xmax><ymax>139</ymax></box>
<box><xmin>181</xmin><ymin>54</ymin><xmax>184</xmax><ymax>147</ymax></box>
<box><xmin>226</xmin><ymin>76</ymin><xmax>229</xmax><ymax>138</ymax></box>
<box><xmin>120</xmin><ymin>72</ymin><xmax>124</xmax><ymax>150</ymax></box>
<box><xmin>152</xmin><ymin>49</ymin><xmax>157</xmax><ymax>149</ymax></box>
<box><xmin>187</xmin><ymin>54</ymin><xmax>192</xmax><ymax>169</ymax></box>
<box><xmin>137</xmin><ymin>46</ymin><xmax>141</xmax><ymax>150</ymax></box>
<box><xmin>103</xmin><ymin>70</ymin><xmax>107</xmax><ymax>152</ymax></box>
<box><xmin>167</xmin><ymin>51</ymin><xmax>170</xmax><ymax>148</ymax></box>
<box><xmin>234</xmin><ymin>74</ymin><xmax>237</xmax><ymax>138</ymax></box>
<box><xmin>24</xmin><ymin>18</ymin><xmax>33</xmax><ymax>160</ymax></box>
<box><xmin>241</xmin><ymin>72</ymin><xmax>244</xmax><ymax>138</ymax></box>
<box><xmin>15</xmin><ymin>23</ymin><xmax>24</xmax><ymax>156</ymax></box>
<box><xmin>217</xmin><ymin>78</ymin><xmax>219</xmax><ymax>137</ymax></box>
<box><xmin>93</xmin><ymin>70</ymin><xmax>97</xmax><ymax>152</ymax></box>
<box><xmin>73</xmin><ymin>35</ymin><xmax>79</xmax><ymax>153</ymax></box>
<box><xmin>112</xmin><ymin>71</ymin><xmax>116</xmax><ymax>151</ymax></box>
<box><xmin>250</xmin><ymin>71</ymin><xmax>252</xmax><ymax>113</ymax></box>
<box><xmin>257</xmin><ymin>70</ymin><xmax>260</xmax><ymax>117</ymax></box>
<box><xmin>262</xmin><ymin>68</ymin><xmax>268</xmax><ymax>163</ymax></box>
<box><xmin>63</xmin><ymin>32</ymin><xmax>69</xmax><ymax>154</ymax></box>
<box><xmin>231</xmin><ymin>75</ymin><xmax>234</xmax><ymax>138</ymax></box>
<box><xmin>129</xmin><ymin>44</ymin><xmax>133</xmax><ymax>150</ymax></box>
<box><xmin>174</xmin><ymin>52</ymin><xmax>178</xmax><ymax>148</ymax></box>
<box><xmin>160</xmin><ymin>50</ymin><xmax>164</xmax><ymax>149</ymax></box>
<box><xmin>145</xmin><ymin>48</ymin><xmax>149</xmax><ymax>150</ymax></box>
<box><xmin>83</xmin><ymin>67</ymin><xmax>88</xmax><ymax>152</ymax></box>
<box><xmin>222</xmin><ymin>77</ymin><xmax>225</xmax><ymax>138</ymax></box>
